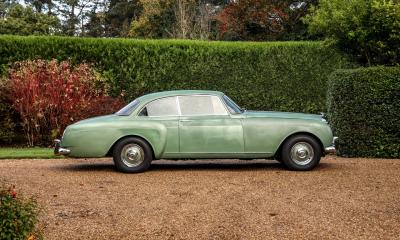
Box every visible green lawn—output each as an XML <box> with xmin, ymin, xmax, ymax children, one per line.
<box><xmin>0</xmin><ymin>148</ymin><xmax>62</xmax><ymax>159</ymax></box>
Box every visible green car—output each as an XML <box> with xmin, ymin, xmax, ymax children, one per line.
<box><xmin>55</xmin><ymin>90</ymin><xmax>336</xmax><ymax>172</ymax></box>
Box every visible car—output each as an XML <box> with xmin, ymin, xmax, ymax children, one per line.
<box><xmin>54</xmin><ymin>90</ymin><xmax>337</xmax><ymax>173</ymax></box>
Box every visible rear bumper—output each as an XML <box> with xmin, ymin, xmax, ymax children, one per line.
<box><xmin>324</xmin><ymin>137</ymin><xmax>338</xmax><ymax>154</ymax></box>
<box><xmin>54</xmin><ymin>139</ymin><xmax>71</xmax><ymax>155</ymax></box>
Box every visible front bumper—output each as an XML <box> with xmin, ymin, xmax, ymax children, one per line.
<box><xmin>324</xmin><ymin>137</ymin><xmax>338</xmax><ymax>154</ymax></box>
<box><xmin>54</xmin><ymin>139</ymin><xmax>71</xmax><ymax>155</ymax></box>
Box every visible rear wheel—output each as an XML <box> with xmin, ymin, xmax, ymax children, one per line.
<box><xmin>113</xmin><ymin>137</ymin><xmax>152</xmax><ymax>173</ymax></box>
<box><xmin>281</xmin><ymin>135</ymin><xmax>321</xmax><ymax>171</ymax></box>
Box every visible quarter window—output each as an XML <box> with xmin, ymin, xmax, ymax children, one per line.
<box><xmin>178</xmin><ymin>95</ymin><xmax>228</xmax><ymax>116</ymax></box>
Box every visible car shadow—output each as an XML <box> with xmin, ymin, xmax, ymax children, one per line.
<box><xmin>53</xmin><ymin>159</ymin><xmax>332</xmax><ymax>173</ymax></box>
<box><xmin>150</xmin><ymin>160</ymin><xmax>283</xmax><ymax>171</ymax></box>
<box><xmin>53</xmin><ymin>161</ymin><xmax>116</xmax><ymax>172</ymax></box>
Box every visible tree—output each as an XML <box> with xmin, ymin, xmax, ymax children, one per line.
<box><xmin>104</xmin><ymin>0</ymin><xmax>142</xmax><ymax>37</ymax></box>
<box><xmin>24</xmin><ymin>0</ymin><xmax>55</xmax><ymax>13</ymax></box>
<box><xmin>129</xmin><ymin>0</ymin><xmax>177</xmax><ymax>38</ymax></box>
<box><xmin>281</xmin><ymin>0</ymin><xmax>319</xmax><ymax>40</ymax></box>
<box><xmin>304</xmin><ymin>0</ymin><xmax>400</xmax><ymax>66</ymax></box>
<box><xmin>129</xmin><ymin>0</ymin><xmax>223</xmax><ymax>39</ymax></box>
<box><xmin>84</xmin><ymin>0</ymin><xmax>108</xmax><ymax>37</ymax></box>
<box><xmin>55</xmin><ymin>0</ymin><xmax>89</xmax><ymax>36</ymax></box>
<box><xmin>1</xmin><ymin>0</ymin><xmax>18</xmax><ymax>18</ymax></box>
<box><xmin>173</xmin><ymin>0</ymin><xmax>218</xmax><ymax>39</ymax></box>
<box><xmin>0</xmin><ymin>3</ymin><xmax>60</xmax><ymax>35</ymax></box>
<box><xmin>215</xmin><ymin>0</ymin><xmax>290</xmax><ymax>41</ymax></box>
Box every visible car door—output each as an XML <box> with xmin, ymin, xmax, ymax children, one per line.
<box><xmin>137</xmin><ymin>96</ymin><xmax>180</xmax><ymax>157</ymax></box>
<box><xmin>178</xmin><ymin>95</ymin><xmax>244</xmax><ymax>158</ymax></box>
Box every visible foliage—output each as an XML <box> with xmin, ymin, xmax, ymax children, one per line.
<box><xmin>215</xmin><ymin>0</ymin><xmax>290</xmax><ymax>41</ymax></box>
<box><xmin>2</xmin><ymin>0</ymin><xmax>316</xmax><ymax>39</ymax></box>
<box><xmin>0</xmin><ymin>78</ymin><xmax>15</xmax><ymax>143</ymax></box>
<box><xmin>281</xmin><ymin>0</ymin><xmax>319</xmax><ymax>40</ymax></box>
<box><xmin>0</xmin><ymin>36</ymin><xmax>352</xmax><ymax>116</ymax></box>
<box><xmin>130</xmin><ymin>0</ymin><xmax>218</xmax><ymax>39</ymax></box>
<box><xmin>0</xmin><ymin>0</ymin><xmax>337</xmax><ymax>41</ymax></box>
<box><xmin>7</xmin><ymin>59</ymin><xmax>125</xmax><ymax>146</ymax></box>
<box><xmin>103</xmin><ymin>0</ymin><xmax>143</xmax><ymax>37</ymax></box>
<box><xmin>0</xmin><ymin>3</ymin><xmax>60</xmax><ymax>35</ymax></box>
<box><xmin>214</xmin><ymin>0</ymin><xmax>319</xmax><ymax>41</ymax></box>
<box><xmin>129</xmin><ymin>0</ymin><xmax>175</xmax><ymax>38</ymax></box>
<box><xmin>23</xmin><ymin>0</ymin><xmax>55</xmax><ymax>14</ymax></box>
<box><xmin>0</xmin><ymin>182</ymin><xmax>42</xmax><ymax>240</ymax></box>
<box><xmin>304</xmin><ymin>0</ymin><xmax>400</xmax><ymax>66</ymax></box>
<box><xmin>327</xmin><ymin>67</ymin><xmax>400</xmax><ymax>158</ymax></box>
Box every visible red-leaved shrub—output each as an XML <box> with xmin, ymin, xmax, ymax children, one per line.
<box><xmin>0</xmin><ymin>181</ymin><xmax>42</xmax><ymax>239</ymax></box>
<box><xmin>8</xmin><ymin>59</ymin><xmax>125</xmax><ymax>146</ymax></box>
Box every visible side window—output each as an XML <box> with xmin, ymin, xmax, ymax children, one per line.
<box><xmin>139</xmin><ymin>107</ymin><xmax>148</xmax><ymax>116</ymax></box>
<box><xmin>143</xmin><ymin>96</ymin><xmax>179</xmax><ymax>117</ymax></box>
<box><xmin>179</xmin><ymin>95</ymin><xmax>228</xmax><ymax>116</ymax></box>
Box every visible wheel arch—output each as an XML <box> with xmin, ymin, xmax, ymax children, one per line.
<box><xmin>274</xmin><ymin>132</ymin><xmax>325</xmax><ymax>160</ymax></box>
<box><xmin>106</xmin><ymin>135</ymin><xmax>156</xmax><ymax>159</ymax></box>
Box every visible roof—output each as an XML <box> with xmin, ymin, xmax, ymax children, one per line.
<box><xmin>138</xmin><ymin>90</ymin><xmax>224</xmax><ymax>102</ymax></box>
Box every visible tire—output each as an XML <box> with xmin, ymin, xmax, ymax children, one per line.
<box><xmin>112</xmin><ymin>137</ymin><xmax>153</xmax><ymax>173</ymax></box>
<box><xmin>281</xmin><ymin>134</ymin><xmax>321</xmax><ymax>171</ymax></box>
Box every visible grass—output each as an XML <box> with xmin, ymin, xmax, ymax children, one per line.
<box><xmin>0</xmin><ymin>147</ymin><xmax>62</xmax><ymax>159</ymax></box>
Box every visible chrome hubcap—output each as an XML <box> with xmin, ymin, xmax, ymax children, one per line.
<box><xmin>290</xmin><ymin>142</ymin><xmax>314</xmax><ymax>166</ymax></box>
<box><xmin>121</xmin><ymin>144</ymin><xmax>145</xmax><ymax>167</ymax></box>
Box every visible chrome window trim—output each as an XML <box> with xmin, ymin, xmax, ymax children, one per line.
<box><xmin>136</xmin><ymin>94</ymin><xmax>230</xmax><ymax>118</ymax></box>
<box><xmin>222</xmin><ymin>95</ymin><xmax>242</xmax><ymax>114</ymax></box>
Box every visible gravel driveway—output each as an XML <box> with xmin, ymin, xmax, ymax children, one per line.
<box><xmin>1</xmin><ymin>156</ymin><xmax>399</xmax><ymax>240</ymax></box>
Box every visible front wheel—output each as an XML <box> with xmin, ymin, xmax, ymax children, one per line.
<box><xmin>281</xmin><ymin>135</ymin><xmax>321</xmax><ymax>171</ymax></box>
<box><xmin>113</xmin><ymin>137</ymin><xmax>153</xmax><ymax>173</ymax></box>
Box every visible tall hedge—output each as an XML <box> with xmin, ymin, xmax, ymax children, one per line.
<box><xmin>327</xmin><ymin>67</ymin><xmax>400</xmax><ymax>158</ymax></box>
<box><xmin>0</xmin><ymin>35</ymin><xmax>352</xmax><ymax>113</ymax></box>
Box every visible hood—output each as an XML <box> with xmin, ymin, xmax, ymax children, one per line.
<box><xmin>243</xmin><ymin>111</ymin><xmax>322</xmax><ymax>121</ymax></box>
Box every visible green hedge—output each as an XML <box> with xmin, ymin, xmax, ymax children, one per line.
<box><xmin>0</xmin><ymin>35</ymin><xmax>352</xmax><ymax>113</ymax></box>
<box><xmin>327</xmin><ymin>67</ymin><xmax>400</xmax><ymax>158</ymax></box>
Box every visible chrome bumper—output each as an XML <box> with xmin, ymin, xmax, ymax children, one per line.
<box><xmin>54</xmin><ymin>139</ymin><xmax>70</xmax><ymax>155</ymax></box>
<box><xmin>324</xmin><ymin>137</ymin><xmax>338</xmax><ymax>154</ymax></box>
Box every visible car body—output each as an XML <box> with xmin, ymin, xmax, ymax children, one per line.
<box><xmin>55</xmin><ymin>90</ymin><xmax>336</xmax><ymax>172</ymax></box>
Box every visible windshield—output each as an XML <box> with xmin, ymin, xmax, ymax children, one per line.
<box><xmin>115</xmin><ymin>99</ymin><xmax>140</xmax><ymax>116</ymax></box>
<box><xmin>222</xmin><ymin>95</ymin><xmax>243</xmax><ymax>114</ymax></box>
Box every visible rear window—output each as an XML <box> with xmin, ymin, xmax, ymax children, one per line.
<box><xmin>115</xmin><ymin>99</ymin><xmax>140</xmax><ymax>116</ymax></box>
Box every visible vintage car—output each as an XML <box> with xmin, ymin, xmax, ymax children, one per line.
<box><xmin>55</xmin><ymin>90</ymin><xmax>336</xmax><ymax>173</ymax></box>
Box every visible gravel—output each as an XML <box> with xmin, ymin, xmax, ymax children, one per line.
<box><xmin>1</xmin><ymin>156</ymin><xmax>399</xmax><ymax>240</ymax></box>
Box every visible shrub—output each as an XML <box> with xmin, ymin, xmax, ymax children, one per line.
<box><xmin>7</xmin><ymin>59</ymin><xmax>125</xmax><ymax>146</ymax></box>
<box><xmin>0</xmin><ymin>78</ymin><xmax>15</xmax><ymax>143</ymax></box>
<box><xmin>0</xmin><ymin>36</ymin><xmax>352</xmax><ymax>114</ymax></box>
<box><xmin>304</xmin><ymin>0</ymin><xmax>400</xmax><ymax>66</ymax></box>
<box><xmin>0</xmin><ymin>182</ymin><xmax>42</xmax><ymax>240</ymax></box>
<box><xmin>327</xmin><ymin>67</ymin><xmax>400</xmax><ymax>158</ymax></box>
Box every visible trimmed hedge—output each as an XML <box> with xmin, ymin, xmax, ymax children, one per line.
<box><xmin>0</xmin><ymin>35</ymin><xmax>352</xmax><ymax>113</ymax></box>
<box><xmin>327</xmin><ymin>67</ymin><xmax>400</xmax><ymax>158</ymax></box>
